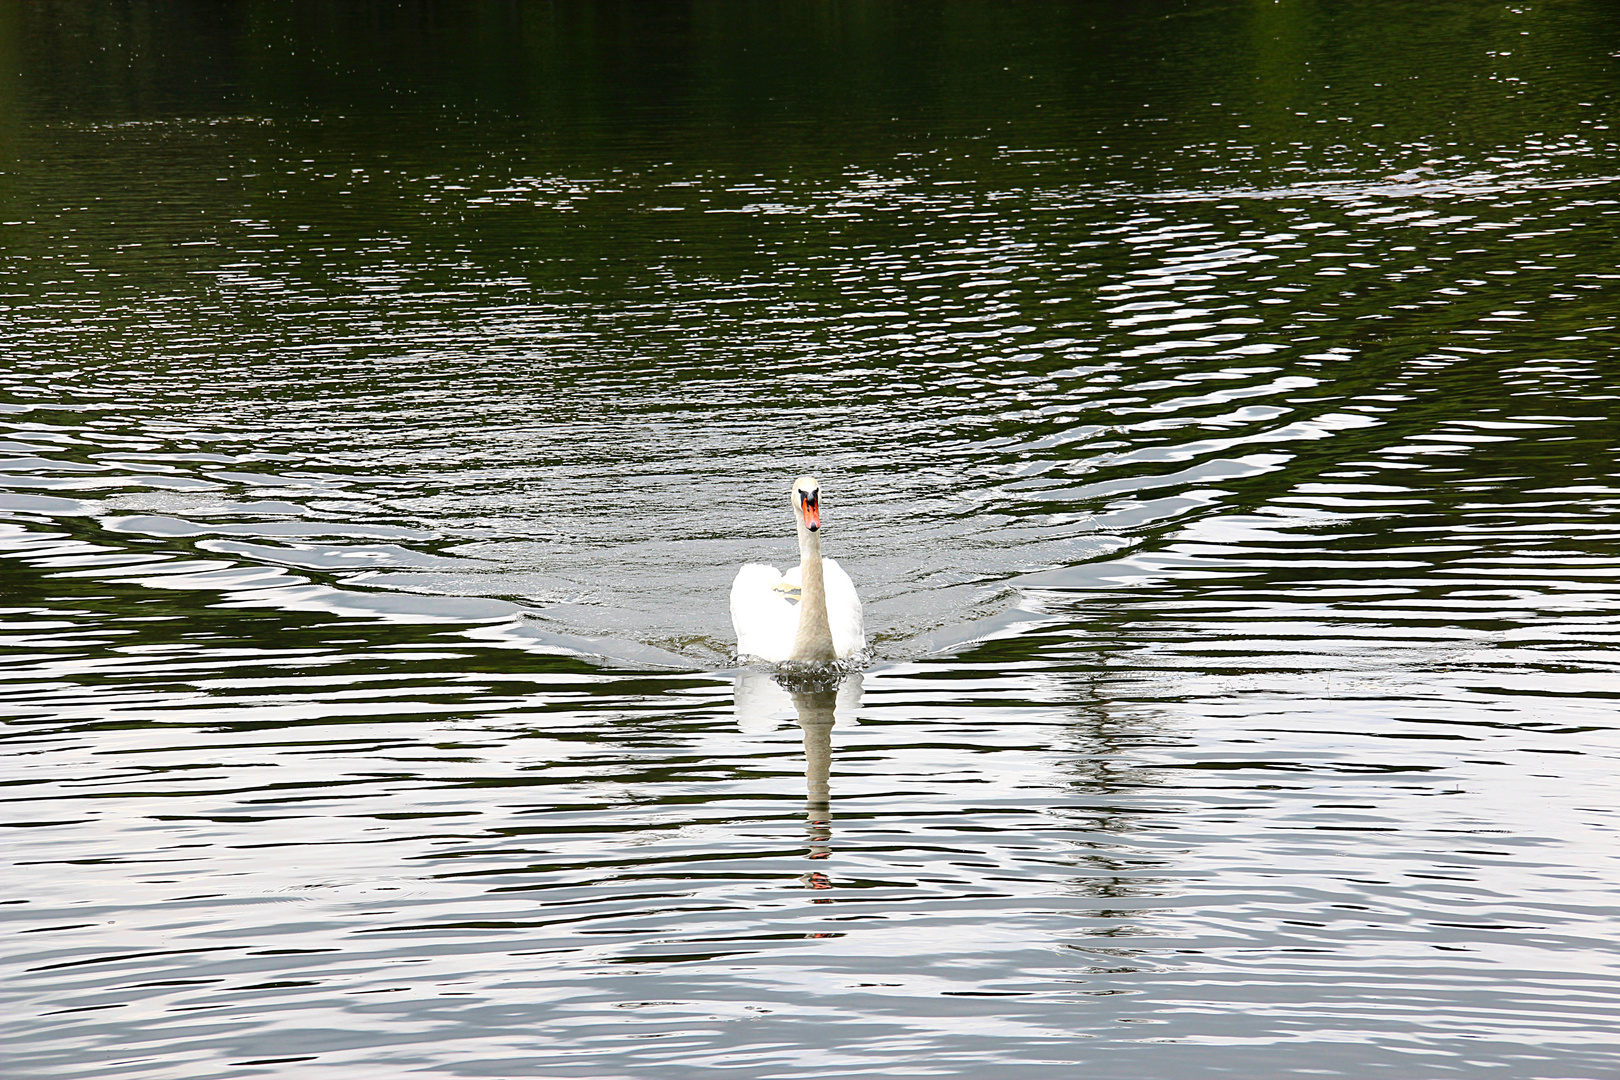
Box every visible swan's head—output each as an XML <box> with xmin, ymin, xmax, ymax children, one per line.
<box><xmin>791</xmin><ymin>475</ymin><xmax>821</xmax><ymax>533</ymax></box>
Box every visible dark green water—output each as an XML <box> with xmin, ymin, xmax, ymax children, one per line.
<box><xmin>3</xmin><ymin>2</ymin><xmax>1619</xmax><ymax>1077</ymax></box>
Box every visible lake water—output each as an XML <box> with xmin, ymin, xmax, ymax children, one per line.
<box><xmin>3</xmin><ymin>2</ymin><xmax>1619</xmax><ymax>1077</ymax></box>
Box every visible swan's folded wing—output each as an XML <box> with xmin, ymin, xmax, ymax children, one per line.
<box><xmin>730</xmin><ymin>563</ymin><xmax>797</xmax><ymax>663</ymax></box>
<box><xmin>821</xmin><ymin>557</ymin><xmax>866</xmax><ymax>659</ymax></box>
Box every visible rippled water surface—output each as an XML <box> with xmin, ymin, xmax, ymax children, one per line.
<box><xmin>4</xmin><ymin>2</ymin><xmax>1620</xmax><ymax>1077</ymax></box>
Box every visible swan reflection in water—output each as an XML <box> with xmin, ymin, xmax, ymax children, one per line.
<box><xmin>734</xmin><ymin>669</ymin><xmax>862</xmax><ymax>881</ymax></box>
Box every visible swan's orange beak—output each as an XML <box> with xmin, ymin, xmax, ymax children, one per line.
<box><xmin>801</xmin><ymin>492</ymin><xmax>820</xmax><ymax>532</ymax></box>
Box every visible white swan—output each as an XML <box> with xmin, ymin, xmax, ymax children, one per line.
<box><xmin>731</xmin><ymin>475</ymin><xmax>865</xmax><ymax>665</ymax></box>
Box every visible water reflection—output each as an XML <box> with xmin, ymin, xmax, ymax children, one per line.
<box><xmin>792</xmin><ymin>683</ymin><xmax>837</xmax><ymax>870</ymax></box>
<box><xmin>734</xmin><ymin>668</ymin><xmax>861</xmax><ymax>873</ymax></box>
<box><xmin>733</xmin><ymin>668</ymin><xmax>862</xmax><ymax>735</ymax></box>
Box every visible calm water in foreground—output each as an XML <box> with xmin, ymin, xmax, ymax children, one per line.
<box><xmin>3</xmin><ymin>2</ymin><xmax>1619</xmax><ymax>1077</ymax></box>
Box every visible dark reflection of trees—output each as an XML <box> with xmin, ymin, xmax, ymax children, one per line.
<box><xmin>12</xmin><ymin>0</ymin><xmax>1608</xmax><ymax>168</ymax></box>
<box><xmin>957</xmin><ymin>627</ymin><xmax>1183</xmax><ymax>937</ymax></box>
<box><xmin>1046</xmin><ymin>669</ymin><xmax>1183</xmax><ymax>965</ymax></box>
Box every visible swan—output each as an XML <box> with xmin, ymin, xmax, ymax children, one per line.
<box><xmin>730</xmin><ymin>476</ymin><xmax>865</xmax><ymax>665</ymax></box>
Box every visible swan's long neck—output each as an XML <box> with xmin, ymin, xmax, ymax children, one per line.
<box><xmin>791</xmin><ymin>521</ymin><xmax>837</xmax><ymax>664</ymax></box>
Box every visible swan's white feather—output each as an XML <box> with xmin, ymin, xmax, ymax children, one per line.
<box><xmin>730</xmin><ymin>563</ymin><xmax>797</xmax><ymax>663</ymax></box>
<box><xmin>821</xmin><ymin>557</ymin><xmax>865</xmax><ymax>660</ymax></box>
<box><xmin>731</xmin><ymin>558</ymin><xmax>865</xmax><ymax>664</ymax></box>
